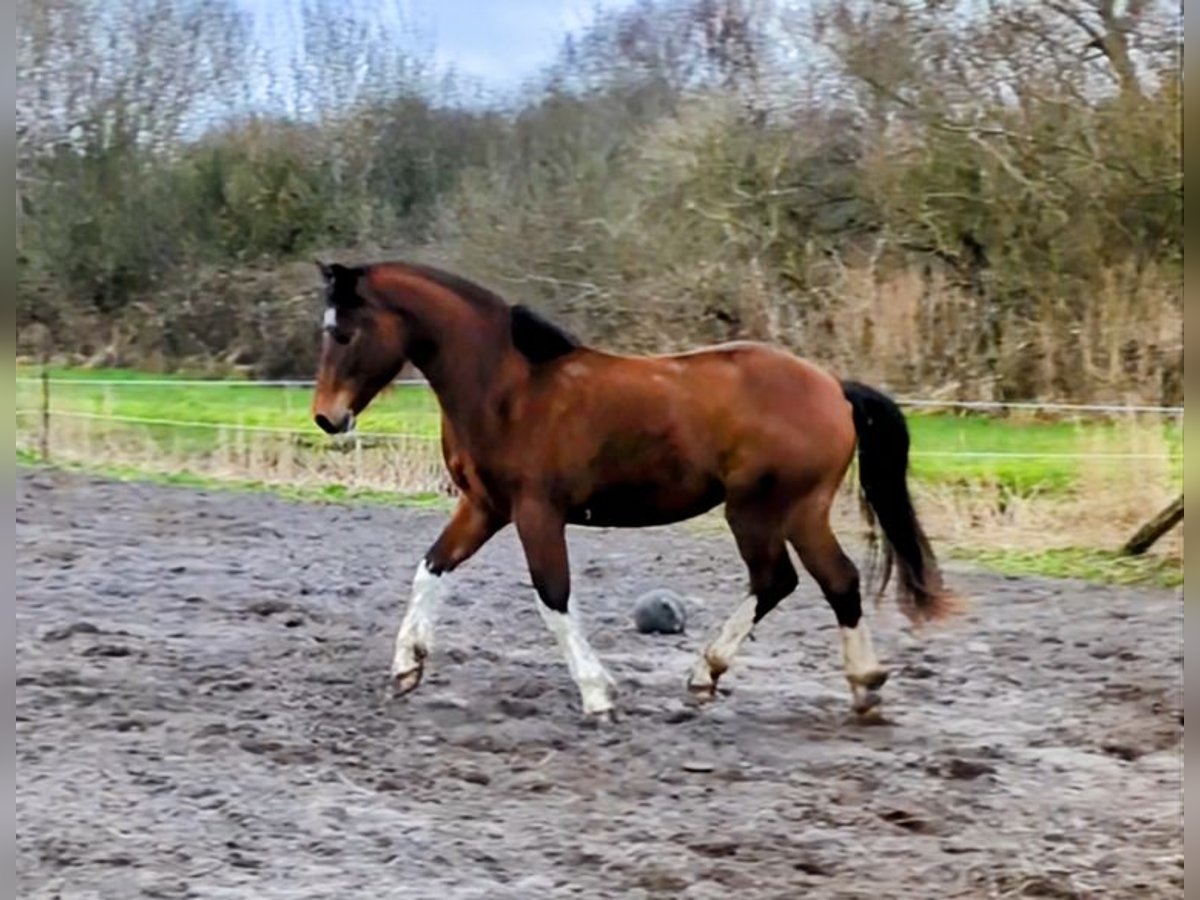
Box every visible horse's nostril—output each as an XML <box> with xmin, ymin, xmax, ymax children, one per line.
<box><xmin>314</xmin><ymin>414</ymin><xmax>338</xmax><ymax>435</ymax></box>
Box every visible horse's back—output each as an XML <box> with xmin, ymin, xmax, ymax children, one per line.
<box><xmin>645</xmin><ymin>341</ymin><xmax>857</xmax><ymax>491</ymax></box>
<box><xmin>617</xmin><ymin>340</ymin><xmax>849</xmax><ymax>416</ymax></box>
<box><xmin>576</xmin><ymin>341</ymin><xmax>855</xmax><ymax>467</ymax></box>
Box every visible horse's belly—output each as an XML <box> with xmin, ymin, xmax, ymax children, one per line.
<box><xmin>568</xmin><ymin>478</ymin><xmax>725</xmax><ymax>528</ymax></box>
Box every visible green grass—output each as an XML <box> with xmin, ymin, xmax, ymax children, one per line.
<box><xmin>950</xmin><ymin>546</ymin><xmax>1183</xmax><ymax>589</ymax></box>
<box><xmin>905</xmin><ymin>410</ymin><xmax>1182</xmax><ymax>493</ymax></box>
<box><xmin>15</xmin><ymin>365</ymin><xmax>441</xmax><ymax>437</ymax></box>
<box><xmin>15</xmin><ymin>365</ymin><xmax>1182</xmax><ymax>494</ymax></box>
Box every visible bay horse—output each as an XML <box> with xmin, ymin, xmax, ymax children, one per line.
<box><xmin>310</xmin><ymin>260</ymin><xmax>957</xmax><ymax>720</ymax></box>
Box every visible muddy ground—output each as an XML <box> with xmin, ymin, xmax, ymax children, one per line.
<box><xmin>16</xmin><ymin>468</ymin><xmax>1183</xmax><ymax>899</ymax></box>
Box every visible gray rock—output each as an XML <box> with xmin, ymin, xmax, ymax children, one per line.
<box><xmin>632</xmin><ymin>588</ymin><xmax>687</xmax><ymax>635</ymax></box>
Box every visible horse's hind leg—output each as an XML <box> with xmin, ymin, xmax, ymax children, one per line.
<box><xmin>788</xmin><ymin>499</ymin><xmax>889</xmax><ymax>716</ymax></box>
<box><xmin>391</xmin><ymin>497</ymin><xmax>505</xmax><ymax>695</ymax></box>
<box><xmin>687</xmin><ymin>504</ymin><xmax>798</xmax><ymax>700</ymax></box>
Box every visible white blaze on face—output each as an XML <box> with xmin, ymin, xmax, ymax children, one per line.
<box><xmin>322</xmin><ymin>306</ymin><xmax>338</xmax><ymax>331</ymax></box>
<box><xmin>391</xmin><ymin>560</ymin><xmax>449</xmax><ymax>677</ymax></box>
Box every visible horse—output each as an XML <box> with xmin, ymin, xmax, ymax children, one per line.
<box><xmin>309</xmin><ymin>259</ymin><xmax>958</xmax><ymax>721</ymax></box>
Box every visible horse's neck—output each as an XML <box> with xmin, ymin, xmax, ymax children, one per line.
<box><xmin>410</xmin><ymin>308</ymin><xmax>522</xmax><ymax>442</ymax></box>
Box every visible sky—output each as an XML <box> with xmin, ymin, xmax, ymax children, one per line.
<box><xmin>421</xmin><ymin>0</ymin><xmax>626</xmax><ymax>87</ymax></box>
<box><xmin>237</xmin><ymin>0</ymin><xmax>641</xmax><ymax>99</ymax></box>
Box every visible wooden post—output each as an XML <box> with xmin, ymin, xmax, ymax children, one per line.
<box><xmin>1121</xmin><ymin>494</ymin><xmax>1184</xmax><ymax>556</ymax></box>
<box><xmin>39</xmin><ymin>352</ymin><xmax>50</xmax><ymax>462</ymax></box>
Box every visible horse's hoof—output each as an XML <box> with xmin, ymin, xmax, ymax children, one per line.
<box><xmin>581</xmin><ymin>707</ymin><xmax>619</xmax><ymax>727</ymax></box>
<box><xmin>391</xmin><ymin>665</ymin><xmax>423</xmax><ymax>697</ymax></box>
<box><xmin>852</xmin><ymin>690</ymin><xmax>884</xmax><ymax>718</ymax></box>
<box><xmin>687</xmin><ymin>684</ymin><xmax>716</xmax><ymax>702</ymax></box>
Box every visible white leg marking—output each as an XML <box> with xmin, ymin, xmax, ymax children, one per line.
<box><xmin>538</xmin><ymin>604</ymin><xmax>616</xmax><ymax>715</ymax></box>
<box><xmin>688</xmin><ymin>595</ymin><xmax>757</xmax><ymax>689</ymax></box>
<box><xmin>840</xmin><ymin>621</ymin><xmax>883</xmax><ymax>684</ymax></box>
<box><xmin>391</xmin><ymin>560</ymin><xmax>448</xmax><ymax>678</ymax></box>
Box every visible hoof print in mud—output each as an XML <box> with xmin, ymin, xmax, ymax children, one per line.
<box><xmin>81</xmin><ymin>644</ymin><xmax>134</xmax><ymax>659</ymax></box>
<box><xmin>662</xmin><ymin>707</ymin><xmax>698</xmax><ymax>725</ymax></box>
<box><xmin>937</xmin><ymin>757</ymin><xmax>997</xmax><ymax>780</ymax></box>
<box><xmin>246</xmin><ymin>600</ymin><xmax>291</xmax><ymax>618</ymax></box>
<box><xmin>879</xmin><ymin>808</ymin><xmax>935</xmax><ymax>834</ymax></box>
<box><xmin>42</xmin><ymin>622</ymin><xmax>101</xmax><ymax>643</ymax></box>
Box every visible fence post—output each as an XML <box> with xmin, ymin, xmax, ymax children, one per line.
<box><xmin>39</xmin><ymin>353</ymin><xmax>50</xmax><ymax>462</ymax></box>
<box><xmin>1121</xmin><ymin>494</ymin><xmax>1184</xmax><ymax>556</ymax></box>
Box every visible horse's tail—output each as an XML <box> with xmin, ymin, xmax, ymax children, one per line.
<box><xmin>841</xmin><ymin>380</ymin><xmax>960</xmax><ymax>626</ymax></box>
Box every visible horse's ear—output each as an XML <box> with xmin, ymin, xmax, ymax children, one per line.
<box><xmin>316</xmin><ymin>260</ymin><xmax>356</xmax><ymax>286</ymax></box>
<box><xmin>316</xmin><ymin>261</ymin><xmax>364</xmax><ymax>307</ymax></box>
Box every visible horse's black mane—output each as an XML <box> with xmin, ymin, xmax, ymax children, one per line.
<box><xmin>395</xmin><ymin>262</ymin><xmax>583</xmax><ymax>365</ymax></box>
<box><xmin>509</xmin><ymin>304</ymin><xmax>581</xmax><ymax>364</ymax></box>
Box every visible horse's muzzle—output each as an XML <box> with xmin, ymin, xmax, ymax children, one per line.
<box><xmin>314</xmin><ymin>411</ymin><xmax>355</xmax><ymax>435</ymax></box>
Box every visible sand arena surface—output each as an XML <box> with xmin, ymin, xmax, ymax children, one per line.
<box><xmin>16</xmin><ymin>469</ymin><xmax>1182</xmax><ymax>898</ymax></box>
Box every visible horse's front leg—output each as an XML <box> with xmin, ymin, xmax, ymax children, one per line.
<box><xmin>513</xmin><ymin>498</ymin><xmax>617</xmax><ymax>718</ymax></box>
<box><xmin>391</xmin><ymin>498</ymin><xmax>505</xmax><ymax>695</ymax></box>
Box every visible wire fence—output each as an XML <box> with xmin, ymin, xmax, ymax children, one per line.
<box><xmin>13</xmin><ymin>372</ymin><xmax>1184</xmax><ymax>554</ymax></box>
<box><xmin>12</xmin><ymin>408</ymin><xmax>435</xmax><ymax>442</ymax></box>
<box><xmin>13</xmin><ymin>375</ymin><xmax>1185</xmax><ymax>462</ymax></box>
<box><xmin>10</xmin><ymin>407</ymin><xmax>1181</xmax><ymax>462</ymax></box>
<box><xmin>13</xmin><ymin>375</ymin><xmax>1187</xmax><ymax>416</ymax></box>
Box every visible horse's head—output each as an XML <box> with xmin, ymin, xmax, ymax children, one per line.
<box><xmin>311</xmin><ymin>262</ymin><xmax>408</xmax><ymax>435</ymax></box>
